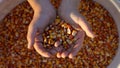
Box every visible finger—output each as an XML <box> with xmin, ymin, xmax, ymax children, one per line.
<box><xmin>70</xmin><ymin>12</ymin><xmax>95</xmax><ymax>38</ymax></box>
<box><xmin>69</xmin><ymin>31</ymin><xmax>85</xmax><ymax>59</ymax></box>
<box><xmin>61</xmin><ymin>44</ymin><xmax>74</xmax><ymax>58</ymax></box>
<box><xmin>35</xmin><ymin>34</ymin><xmax>43</xmax><ymax>42</ymax></box>
<box><xmin>74</xmin><ymin>30</ymin><xmax>84</xmax><ymax>39</ymax></box>
<box><xmin>55</xmin><ymin>46</ymin><xmax>63</xmax><ymax>52</ymax></box>
<box><xmin>34</xmin><ymin>39</ymin><xmax>52</xmax><ymax>58</ymax></box>
<box><xmin>34</xmin><ymin>35</ymin><xmax>52</xmax><ymax>57</ymax></box>
<box><xmin>61</xmin><ymin>50</ymin><xmax>70</xmax><ymax>58</ymax></box>
<box><xmin>49</xmin><ymin>48</ymin><xmax>57</xmax><ymax>55</ymax></box>
<box><xmin>56</xmin><ymin>46</ymin><xmax>63</xmax><ymax>58</ymax></box>
<box><xmin>60</xmin><ymin>31</ymin><xmax>83</xmax><ymax>58</ymax></box>
<box><xmin>27</xmin><ymin>24</ymin><xmax>37</xmax><ymax>49</ymax></box>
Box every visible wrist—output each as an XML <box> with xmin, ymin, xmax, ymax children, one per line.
<box><xmin>28</xmin><ymin>0</ymin><xmax>56</xmax><ymax>19</ymax></box>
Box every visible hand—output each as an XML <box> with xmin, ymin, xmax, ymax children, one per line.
<box><xmin>27</xmin><ymin>0</ymin><xmax>56</xmax><ymax>57</ymax></box>
<box><xmin>55</xmin><ymin>30</ymin><xmax>85</xmax><ymax>59</ymax></box>
<box><xmin>58</xmin><ymin>0</ymin><xmax>95</xmax><ymax>58</ymax></box>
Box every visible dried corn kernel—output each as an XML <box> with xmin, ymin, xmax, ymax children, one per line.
<box><xmin>67</xmin><ymin>28</ymin><xmax>71</xmax><ymax>34</ymax></box>
<box><xmin>72</xmin><ymin>30</ymin><xmax>77</xmax><ymax>36</ymax></box>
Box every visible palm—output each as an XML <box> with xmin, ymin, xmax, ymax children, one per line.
<box><xmin>27</xmin><ymin>0</ymin><xmax>56</xmax><ymax>57</ymax></box>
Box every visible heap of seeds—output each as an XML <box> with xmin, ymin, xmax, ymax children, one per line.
<box><xmin>42</xmin><ymin>17</ymin><xmax>78</xmax><ymax>50</ymax></box>
<box><xmin>0</xmin><ymin>0</ymin><xmax>119</xmax><ymax>68</ymax></box>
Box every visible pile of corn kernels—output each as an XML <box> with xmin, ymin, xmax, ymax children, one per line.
<box><xmin>42</xmin><ymin>19</ymin><xmax>78</xmax><ymax>50</ymax></box>
<box><xmin>0</xmin><ymin>0</ymin><xmax>119</xmax><ymax>68</ymax></box>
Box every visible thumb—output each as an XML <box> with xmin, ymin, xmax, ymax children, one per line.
<box><xmin>70</xmin><ymin>12</ymin><xmax>95</xmax><ymax>38</ymax></box>
<box><xmin>27</xmin><ymin>24</ymin><xmax>37</xmax><ymax>49</ymax></box>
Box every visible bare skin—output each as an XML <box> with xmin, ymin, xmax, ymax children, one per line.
<box><xmin>27</xmin><ymin>0</ymin><xmax>57</xmax><ymax>57</ymax></box>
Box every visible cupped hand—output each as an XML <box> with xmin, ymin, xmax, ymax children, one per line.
<box><xmin>27</xmin><ymin>0</ymin><xmax>56</xmax><ymax>57</ymax></box>
<box><xmin>60</xmin><ymin>30</ymin><xmax>85</xmax><ymax>59</ymax></box>
<box><xmin>55</xmin><ymin>30</ymin><xmax>85</xmax><ymax>59</ymax></box>
<box><xmin>58</xmin><ymin>0</ymin><xmax>95</xmax><ymax>58</ymax></box>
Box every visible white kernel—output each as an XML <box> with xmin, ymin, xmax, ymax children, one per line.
<box><xmin>67</xmin><ymin>28</ymin><xmax>71</xmax><ymax>34</ymax></box>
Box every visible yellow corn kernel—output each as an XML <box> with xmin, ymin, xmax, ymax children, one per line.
<box><xmin>72</xmin><ymin>30</ymin><xmax>77</xmax><ymax>36</ymax></box>
<box><xmin>66</xmin><ymin>39</ymin><xmax>72</xmax><ymax>45</ymax></box>
<box><xmin>67</xmin><ymin>28</ymin><xmax>71</xmax><ymax>34</ymax></box>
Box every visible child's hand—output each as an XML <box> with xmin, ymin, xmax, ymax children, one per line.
<box><xmin>27</xmin><ymin>0</ymin><xmax>56</xmax><ymax>57</ymax></box>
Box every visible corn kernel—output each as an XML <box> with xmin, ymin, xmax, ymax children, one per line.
<box><xmin>67</xmin><ymin>28</ymin><xmax>71</xmax><ymax>34</ymax></box>
<box><xmin>72</xmin><ymin>30</ymin><xmax>77</xmax><ymax>36</ymax></box>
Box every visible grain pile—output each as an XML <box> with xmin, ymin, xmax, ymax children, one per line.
<box><xmin>42</xmin><ymin>18</ymin><xmax>78</xmax><ymax>50</ymax></box>
<box><xmin>0</xmin><ymin>0</ymin><xmax>119</xmax><ymax>68</ymax></box>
